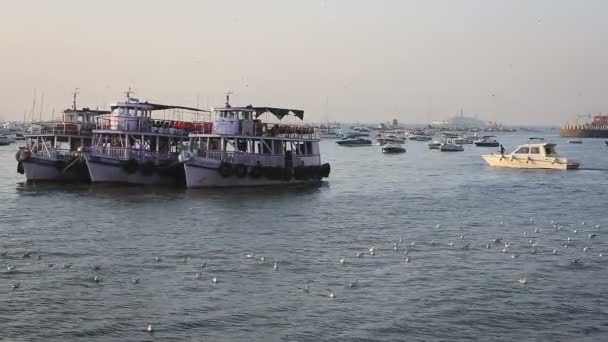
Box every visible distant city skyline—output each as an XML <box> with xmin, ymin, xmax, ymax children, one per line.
<box><xmin>2</xmin><ymin>0</ymin><xmax>607</xmax><ymax>125</ymax></box>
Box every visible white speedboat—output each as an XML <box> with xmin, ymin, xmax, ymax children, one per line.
<box><xmin>427</xmin><ymin>141</ymin><xmax>441</xmax><ymax>149</ymax></box>
<box><xmin>440</xmin><ymin>139</ymin><xmax>464</xmax><ymax>152</ymax></box>
<box><xmin>474</xmin><ymin>135</ymin><xmax>500</xmax><ymax>147</ymax></box>
<box><xmin>376</xmin><ymin>134</ymin><xmax>406</xmax><ymax>146</ymax></box>
<box><xmin>336</xmin><ymin>137</ymin><xmax>372</xmax><ymax>146</ymax></box>
<box><xmin>481</xmin><ymin>141</ymin><xmax>579</xmax><ymax>170</ymax></box>
<box><xmin>382</xmin><ymin>143</ymin><xmax>406</xmax><ymax>154</ymax></box>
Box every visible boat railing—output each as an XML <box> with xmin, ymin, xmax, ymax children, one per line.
<box><xmin>95</xmin><ymin>114</ymin><xmax>210</xmax><ymax>135</ymax></box>
<box><xmin>29</xmin><ymin>148</ymin><xmax>82</xmax><ymax>161</ymax></box>
<box><xmin>195</xmin><ymin>150</ymin><xmax>321</xmax><ymax>167</ymax></box>
<box><xmin>89</xmin><ymin>147</ymin><xmax>176</xmax><ymax>161</ymax></box>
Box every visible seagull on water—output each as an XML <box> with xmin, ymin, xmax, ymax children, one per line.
<box><xmin>22</xmin><ymin>252</ymin><xmax>31</xmax><ymax>259</ymax></box>
<box><xmin>211</xmin><ymin>277</ymin><xmax>218</xmax><ymax>284</ymax></box>
<box><xmin>132</xmin><ymin>278</ymin><xmax>140</xmax><ymax>284</ymax></box>
<box><xmin>583</xmin><ymin>247</ymin><xmax>590</xmax><ymax>252</ymax></box>
<box><xmin>11</xmin><ymin>282</ymin><xmax>20</xmax><ymax>289</ymax></box>
<box><xmin>594</xmin><ymin>224</ymin><xmax>601</xmax><ymax>229</ymax></box>
<box><xmin>511</xmin><ymin>254</ymin><xmax>518</xmax><ymax>259</ymax></box>
<box><xmin>518</xmin><ymin>277</ymin><xmax>527</xmax><ymax>285</ymax></box>
<box><xmin>147</xmin><ymin>324</ymin><xmax>153</xmax><ymax>332</ymax></box>
<box><xmin>154</xmin><ymin>256</ymin><xmax>162</xmax><ymax>262</ymax></box>
<box><xmin>6</xmin><ymin>265</ymin><xmax>15</xmax><ymax>272</ymax></box>
<box><xmin>346</xmin><ymin>280</ymin><xmax>358</xmax><ymax>289</ymax></box>
<box><xmin>245</xmin><ymin>253</ymin><xmax>254</xmax><ymax>259</ymax></box>
<box><xmin>410</xmin><ymin>242</ymin><xmax>416</xmax><ymax>247</ymax></box>
<box><xmin>567</xmin><ymin>237</ymin><xmax>572</xmax><ymax>242</ymax></box>
<box><xmin>588</xmin><ymin>233</ymin><xmax>597</xmax><ymax>239</ymax></box>
<box><xmin>569</xmin><ymin>258</ymin><xmax>581</xmax><ymax>264</ymax></box>
<box><xmin>573</xmin><ymin>229</ymin><xmax>578</xmax><ymax>234</ymax></box>
<box><xmin>404</xmin><ymin>256</ymin><xmax>411</xmax><ymax>263</ymax></box>
<box><xmin>448</xmin><ymin>242</ymin><xmax>454</xmax><ymax>247</ymax></box>
<box><xmin>393</xmin><ymin>245</ymin><xmax>398</xmax><ymax>252</ymax></box>
<box><xmin>534</xmin><ymin>228</ymin><xmax>540</xmax><ymax>233</ymax></box>
<box><xmin>339</xmin><ymin>258</ymin><xmax>345</xmax><ymax>265</ymax></box>
<box><xmin>328</xmin><ymin>290</ymin><xmax>336</xmax><ymax>299</ymax></box>
<box><xmin>522</xmin><ymin>232</ymin><xmax>527</xmax><ymax>236</ymax></box>
<box><xmin>195</xmin><ymin>272</ymin><xmax>201</xmax><ymax>279</ymax></box>
<box><xmin>273</xmin><ymin>261</ymin><xmax>279</xmax><ymax>271</ymax></box>
<box><xmin>552</xmin><ymin>248</ymin><xmax>557</xmax><ymax>255</ymax></box>
<box><xmin>485</xmin><ymin>243</ymin><xmax>491</xmax><ymax>249</ymax></box>
<box><xmin>93</xmin><ymin>276</ymin><xmax>99</xmax><ymax>283</ymax></box>
<box><xmin>260</xmin><ymin>256</ymin><xmax>266</xmax><ymax>262</ymax></box>
<box><xmin>355</xmin><ymin>252</ymin><xmax>363</xmax><ymax>258</ymax></box>
<box><xmin>581</xmin><ymin>221</ymin><xmax>586</xmax><ymax>226</ymax></box>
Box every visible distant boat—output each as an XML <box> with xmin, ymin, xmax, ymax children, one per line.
<box><xmin>474</xmin><ymin>135</ymin><xmax>500</xmax><ymax>147</ymax></box>
<box><xmin>427</xmin><ymin>141</ymin><xmax>441</xmax><ymax>150</ymax></box>
<box><xmin>0</xmin><ymin>135</ymin><xmax>11</xmax><ymax>146</ymax></box>
<box><xmin>568</xmin><ymin>140</ymin><xmax>582</xmax><ymax>144</ymax></box>
<box><xmin>382</xmin><ymin>143</ymin><xmax>406</xmax><ymax>154</ymax></box>
<box><xmin>440</xmin><ymin>142</ymin><xmax>464</xmax><ymax>152</ymax></box>
<box><xmin>336</xmin><ymin>137</ymin><xmax>372</xmax><ymax>146</ymax></box>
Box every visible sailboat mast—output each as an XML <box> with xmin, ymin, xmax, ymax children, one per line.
<box><xmin>30</xmin><ymin>88</ymin><xmax>37</xmax><ymax>123</ymax></box>
<box><xmin>39</xmin><ymin>92</ymin><xmax>44</xmax><ymax>121</ymax></box>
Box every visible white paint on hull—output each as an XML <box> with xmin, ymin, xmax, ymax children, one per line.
<box><xmin>85</xmin><ymin>155</ymin><xmax>181</xmax><ymax>185</ymax></box>
<box><xmin>482</xmin><ymin>155</ymin><xmax>579</xmax><ymax>170</ymax></box>
<box><xmin>22</xmin><ymin>161</ymin><xmax>63</xmax><ymax>181</ymax></box>
<box><xmin>183</xmin><ymin>163</ymin><xmax>318</xmax><ymax>188</ymax></box>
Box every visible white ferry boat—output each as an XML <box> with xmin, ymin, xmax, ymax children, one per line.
<box><xmin>84</xmin><ymin>91</ymin><xmax>208</xmax><ymax>185</ymax></box>
<box><xmin>16</xmin><ymin>91</ymin><xmax>109</xmax><ymax>182</ymax></box>
<box><xmin>180</xmin><ymin>96</ymin><xmax>330</xmax><ymax>188</ymax></box>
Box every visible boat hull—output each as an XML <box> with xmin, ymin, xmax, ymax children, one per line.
<box><xmin>183</xmin><ymin>159</ymin><xmax>322</xmax><ymax>188</ymax></box>
<box><xmin>20</xmin><ymin>156</ymin><xmax>90</xmax><ymax>182</ymax></box>
<box><xmin>84</xmin><ymin>154</ymin><xmax>184</xmax><ymax>185</ymax></box>
<box><xmin>474</xmin><ymin>142</ymin><xmax>499</xmax><ymax>147</ymax></box>
<box><xmin>481</xmin><ymin>154</ymin><xmax>579</xmax><ymax>170</ymax></box>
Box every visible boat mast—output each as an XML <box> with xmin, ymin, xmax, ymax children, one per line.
<box><xmin>72</xmin><ymin>88</ymin><xmax>79</xmax><ymax>110</ymax></box>
<box><xmin>124</xmin><ymin>87</ymin><xmax>133</xmax><ymax>100</ymax></box>
<box><xmin>30</xmin><ymin>88</ymin><xmax>37</xmax><ymax>123</ymax></box>
<box><xmin>225</xmin><ymin>91</ymin><xmax>233</xmax><ymax>107</ymax></box>
<box><xmin>39</xmin><ymin>92</ymin><xmax>44</xmax><ymax>121</ymax></box>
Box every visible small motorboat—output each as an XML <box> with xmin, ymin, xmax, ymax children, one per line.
<box><xmin>382</xmin><ymin>143</ymin><xmax>406</xmax><ymax>154</ymax></box>
<box><xmin>481</xmin><ymin>141</ymin><xmax>579</xmax><ymax>170</ymax></box>
<box><xmin>440</xmin><ymin>142</ymin><xmax>464</xmax><ymax>152</ymax></box>
<box><xmin>336</xmin><ymin>137</ymin><xmax>372</xmax><ymax>146</ymax></box>
<box><xmin>0</xmin><ymin>135</ymin><xmax>11</xmax><ymax>146</ymax></box>
<box><xmin>376</xmin><ymin>134</ymin><xmax>406</xmax><ymax>146</ymax></box>
<box><xmin>427</xmin><ymin>141</ymin><xmax>442</xmax><ymax>150</ymax></box>
<box><xmin>605</xmin><ymin>140</ymin><xmax>608</xmax><ymax>147</ymax></box>
<box><xmin>474</xmin><ymin>135</ymin><xmax>500</xmax><ymax>147</ymax></box>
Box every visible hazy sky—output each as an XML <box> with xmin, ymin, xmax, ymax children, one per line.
<box><xmin>1</xmin><ymin>0</ymin><xmax>607</xmax><ymax>125</ymax></box>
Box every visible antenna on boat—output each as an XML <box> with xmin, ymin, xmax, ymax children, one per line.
<box><xmin>72</xmin><ymin>88</ymin><xmax>79</xmax><ymax>110</ymax></box>
<box><xmin>124</xmin><ymin>87</ymin><xmax>133</xmax><ymax>100</ymax></box>
<box><xmin>225</xmin><ymin>90</ymin><xmax>233</xmax><ymax>107</ymax></box>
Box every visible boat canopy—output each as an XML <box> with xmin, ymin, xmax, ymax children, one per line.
<box><xmin>111</xmin><ymin>100</ymin><xmax>209</xmax><ymax>112</ymax></box>
<box><xmin>214</xmin><ymin>106</ymin><xmax>304</xmax><ymax>120</ymax></box>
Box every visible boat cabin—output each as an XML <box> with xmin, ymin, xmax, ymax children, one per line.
<box><xmin>188</xmin><ymin>103</ymin><xmax>320</xmax><ymax>167</ymax></box>
<box><xmin>510</xmin><ymin>143</ymin><xmax>557</xmax><ymax>157</ymax></box>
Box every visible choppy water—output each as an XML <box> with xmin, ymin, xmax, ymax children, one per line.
<box><xmin>1</xmin><ymin>132</ymin><xmax>608</xmax><ymax>341</ymax></box>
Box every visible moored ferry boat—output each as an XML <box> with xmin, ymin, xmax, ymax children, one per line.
<box><xmin>560</xmin><ymin>115</ymin><xmax>608</xmax><ymax>138</ymax></box>
<box><xmin>16</xmin><ymin>92</ymin><xmax>109</xmax><ymax>182</ymax></box>
<box><xmin>84</xmin><ymin>91</ymin><xmax>208</xmax><ymax>185</ymax></box>
<box><xmin>180</xmin><ymin>97</ymin><xmax>330</xmax><ymax>188</ymax></box>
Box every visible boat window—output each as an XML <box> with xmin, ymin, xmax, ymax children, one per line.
<box><xmin>545</xmin><ymin>146</ymin><xmax>556</xmax><ymax>155</ymax></box>
<box><xmin>530</xmin><ymin>147</ymin><xmax>540</xmax><ymax>154</ymax></box>
<box><xmin>514</xmin><ymin>147</ymin><xmax>529</xmax><ymax>154</ymax></box>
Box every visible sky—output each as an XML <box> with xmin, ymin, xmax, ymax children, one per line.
<box><xmin>1</xmin><ymin>0</ymin><xmax>607</xmax><ymax>125</ymax></box>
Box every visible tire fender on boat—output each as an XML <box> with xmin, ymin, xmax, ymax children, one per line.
<box><xmin>219</xmin><ymin>162</ymin><xmax>233</xmax><ymax>178</ymax></box>
<box><xmin>235</xmin><ymin>164</ymin><xmax>247</xmax><ymax>178</ymax></box>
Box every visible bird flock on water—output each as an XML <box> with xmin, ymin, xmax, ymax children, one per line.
<box><xmin>2</xmin><ymin>217</ymin><xmax>605</xmax><ymax>333</ymax></box>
